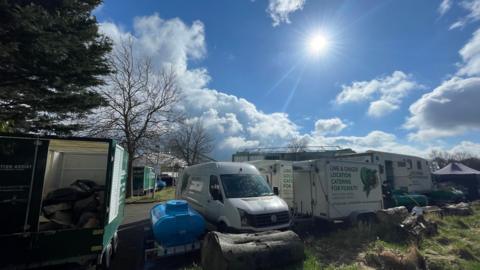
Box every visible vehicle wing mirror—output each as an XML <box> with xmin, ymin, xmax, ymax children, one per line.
<box><xmin>273</xmin><ymin>187</ymin><xmax>279</xmax><ymax>195</ymax></box>
<box><xmin>211</xmin><ymin>186</ymin><xmax>223</xmax><ymax>202</ymax></box>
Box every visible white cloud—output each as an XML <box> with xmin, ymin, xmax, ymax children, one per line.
<box><xmin>458</xmin><ymin>28</ymin><xmax>480</xmax><ymax>76</ymax></box>
<box><xmin>188</xmin><ymin>109</ymin><xmax>243</xmax><ymax>135</ymax></box>
<box><xmin>335</xmin><ymin>71</ymin><xmax>422</xmax><ymax>117</ymax></box>
<box><xmin>220</xmin><ymin>136</ymin><xmax>260</xmax><ymax>150</ymax></box>
<box><xmin>367</xmin><ymin>100</ymin><xmax>398</xmax><ymax>117</ymax></box>
<box><xmin>450</xmin><ymin>0</ymin><xmax>480</xmax><ymax>30</ymax></box>
<box><xmin>304</xmin><ymin>130</ymin><xmax>427</xmax><ymax>157</ymax></box>
<box><xmin>406</xmin><ymin>26</ymin><xmax>480</xmax><ymax>141</ymax></box>
<box><xmin>306</xmin><ymin>130</ymin><xmax>480</xmax><ymax>158</ymax></box>
<box><xmin>314</xmin><ymin>118</ymin><xmax>347</xmax><ymax>135</ymax></box>
<box><xmin>99</xmin><ymin>14</ymin><xmax>300</xmax><ymax>159</ymax></box>
<box><xmin>98</xmin><ymin>13</ymin><xmax>480</xmax><ymax>161</ymax></box>
<box><xmin>266</xmin><ymin>0</ymin><xmax>305</xmax><ymax>26</ymax></box>
<box><xmin>93</xmin><ymin>3</ymin><xmax>104</xmax><ymax>16</ymax></box>
<box><xmin>439</xmin><ymin>0</ymin><xmax>452</xmax><ymax>16</ymax></box>
<box><xmin>405</xmin><ymin>76</ymin><xmax>480</xmax><ymax>141</ymax></box>
<box><xmin>448</xmin><ymin>140</ymin><xmax>480</xmax><ymax>156</ymax></box>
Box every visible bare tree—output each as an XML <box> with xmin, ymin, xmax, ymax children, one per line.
<box><xmin>429</xmin><ymin>150</ymin><xmax>480</xmax><ymax>171</ymax></box>
<box><xmin>169</xmin><ymin>121</ymin><xmax>214</xmax><ymax>166</ymax></box>
<box><xmin>429</xmin><ymin>150</ymin><xmax>450</xmax><ymax>170</ymax></box>
<box><xmin>88</xmin><ymin>39</ymin><xmax>180</xmax><ymax>197</ymax></box>
<box><xmin>287</xmin><ymin>137</ymin><xmax>308</xmax><ymax>153</ymax></box>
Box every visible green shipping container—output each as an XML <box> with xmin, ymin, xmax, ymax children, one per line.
<box><xmin>0</xmin><ymin>134</ymin><xmax>128</xmax><ymax>269</ymax></box>
<box><xmin>132</xmin><ymin>166</ymin><xmax>156</xmax><ymax>195</ymax></box>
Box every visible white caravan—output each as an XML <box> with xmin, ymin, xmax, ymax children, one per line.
<box><xmin>247</xmin><ymin>160</ymin><xmax>294</xmax><ymax>209</ymax></box>
<box><xmin>336</xmin><ymin>151</ymin><xmax>433</xmax><ymax>193</ymax></box>
<box><xmin>176</xmin><ymin>162</ymin><xmax>291</xmax><ymax>232</ymax></box>
<box><xmin>293</xmin><ymin>159</ymin><xmax>383</xmax><ymax>221</ymax></box>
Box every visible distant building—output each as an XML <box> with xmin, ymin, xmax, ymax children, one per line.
<box><xmin>232</xmin><ymin>146</ymin><xmax>356</xmax><ymax>162</ymax></box>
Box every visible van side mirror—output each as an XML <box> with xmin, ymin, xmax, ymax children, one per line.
<box><xmin>211</xmin><ymin>188</ymin><xmax>223</xmax><ymax>202</ymax></box>
<box><xmin>273</xmin><ymin>187</ymin><xmax>279</xmax><ymax>195</ymax></box>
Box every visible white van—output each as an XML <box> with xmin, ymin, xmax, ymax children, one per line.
<box><xmin>176</xmin><ymin>162</ymin><xmax>291</xmax><ymax>232</ymax></box>
<box><xmin>247</xmin><ymin>160</ymin><xmax>294</xmax><ymax>209</ymax></box>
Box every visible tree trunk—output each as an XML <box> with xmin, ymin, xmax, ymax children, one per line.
<box><xmin>201</xmin><ymin>230</ymin><xmax>304</xmax><ymax>270</ymax></box>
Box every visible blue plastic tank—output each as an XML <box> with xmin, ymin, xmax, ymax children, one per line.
<box><xmin>150</xmin><ymin>200</ymin><xmax>206</xmax><ymax>247</ymax></box>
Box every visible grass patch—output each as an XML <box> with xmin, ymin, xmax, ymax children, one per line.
<box><xmin>160</xmin><ymin>202</ymin><xmax>480</xmax><ymax>270</ymax></box>
<box><xmin>420</xmin><ymin>204</ymin><xmax>480</xmax><ymax>270</ymax></box>
<box><xmin>291</xmin><ymin>204</ymin><xmax>480</xmax><ymax>270</ymax></box>
<box><xmin>126</xmin><ymin>186</ymin><xmax>175</xmax><ymax>203</ymax></box>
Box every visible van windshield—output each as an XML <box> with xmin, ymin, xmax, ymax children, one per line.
<box><xmin>220</xmin><ymin>174</ymin><xmax>274</xmax><ymax>198</ymax></box>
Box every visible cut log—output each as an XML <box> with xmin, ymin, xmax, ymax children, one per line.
<box><xmin>201</xmin><ymin>230</ymin><xmax>304</xmax><ymax>270</ymax></box>
<box><xmin>442</xmin><ymin>202</ymin><xmax>473</xmax><ymax>216</ymax></box>
<box><xmin>400</xmin><ymin>215</ymin><xmax>437</xmax><ymax>240</ymax></box>
<box><xmin>376</xmin><ymin>206</ymin><xmax>409</xmax><ymax>226</ymax></box>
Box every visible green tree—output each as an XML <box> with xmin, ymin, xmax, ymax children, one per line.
<box><xmin>0</xmin><ymin>0</ymin><xmax>111</xmax><ymax>134</ymax></box>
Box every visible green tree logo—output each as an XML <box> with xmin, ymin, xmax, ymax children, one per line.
<box><xmin>360</xmin><ymin>167</ymin><xmax>379</xmax><ymax>197</ymax></box>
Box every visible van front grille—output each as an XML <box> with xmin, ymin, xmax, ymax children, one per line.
<box><xmin>248</xmin><ymin>211</ymin><xmax>290</xmax><ymax>228</ymax></box>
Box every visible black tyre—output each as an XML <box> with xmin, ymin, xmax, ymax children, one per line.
<box><xmin>216</xmin><ymin>222</ymin><xmax>227</xmax><ymax>233</ymax></box>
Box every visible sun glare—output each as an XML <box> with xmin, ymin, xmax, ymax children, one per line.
<box><xmin>308</xmin><ymin>33</ymin><xmax>329</xmax><ymax>56</ymax></box>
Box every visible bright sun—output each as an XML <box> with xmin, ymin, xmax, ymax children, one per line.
<box><xmin>308</xmin><ymin>33</ymin><xmax>329</xmax><ymax>55</ymax></box>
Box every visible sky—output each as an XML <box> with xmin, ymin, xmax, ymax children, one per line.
<box><xmin>94</xmin><ymin>0</ymin><xmax>480</xmax><ymax>160</ymax></box>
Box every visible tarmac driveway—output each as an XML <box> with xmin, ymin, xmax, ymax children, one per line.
<box><xmin>111</xmin><ymin>202</ymin><xmax>200</xmax><ymax>270</ymax></box>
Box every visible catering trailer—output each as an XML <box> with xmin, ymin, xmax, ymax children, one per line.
<box><xmin>292</xmin><ymin>159</ymin><xmax>383</xmax><ymax>222</ymax></box>
<box><xmin>247</xmin><ymin>160</ymin><xmax>295</xmax><ymax>209</ymax></box>
<box><xmin>336</xmin><ymin>150</ymin><xmax>433</xmax><ymax>193</ymax></box>
<box><xmin>0</xmin><ymin>134</ymin><xmax>127</xmax><ymax>269</ymax></box>
<box><xmin>336</xmin><ymin>151</ymin><xmax>431</xmax><ymax>208</ymax></box>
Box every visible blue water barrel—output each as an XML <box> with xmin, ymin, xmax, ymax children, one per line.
<box><xmin>150</xmin><ymin>200</ymin><xmax>205</xmax><ymax>247</ymax></box>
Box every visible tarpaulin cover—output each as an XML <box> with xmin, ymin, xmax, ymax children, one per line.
<box><xmin>433</xmin><ymin>162</ymin><xmax>480</xmax><ymax>200</ymax></box>
<box><xmin>433</xmin><ymin>162</ymin><xmax>480</xmax><ymax>175</ymax></box>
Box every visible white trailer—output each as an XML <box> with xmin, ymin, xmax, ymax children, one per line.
<box><xmin>336</xmin><ymin>150</ymin><xmax>432</xmax><ymax>193</ymax></box>
<box><xmin>247</xmin><ymin>160</ymin><xmax>294</xmax><ymax>208</ymax></box>
<box><xmin>293</xmin><ymin>159</ymin><xmax>383</xmax><ymax>221</ymax></box>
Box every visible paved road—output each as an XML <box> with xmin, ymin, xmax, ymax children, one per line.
<box><xmin>111</xmin><ymin>202</ymin><xmax>200</xmax><ymax>270</ymax></box>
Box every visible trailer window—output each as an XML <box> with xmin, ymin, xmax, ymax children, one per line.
<box><xmin>407</xmin><ymin>159</ymin><xmax>412</xmax><ymax>169</ymax></box>
<box><xmin>417</xmin><ymin>161</ymin><xmax>422</xmax><ymax>170</ymax></box>
<box><xmin>397</xmin><ymin>161</ymin><xmax>406</xmax><ymax>167</ymax></box>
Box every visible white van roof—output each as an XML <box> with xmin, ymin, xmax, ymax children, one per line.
<box><xmin>184</xmin><ymin>162</ymin><xmax>260</xmax><ymax>175</ymax></box>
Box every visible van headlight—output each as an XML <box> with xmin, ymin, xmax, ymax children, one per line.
<box><xmin>237</xmin><ymin>208</ymin><xmax>249</xmax><ymax>227</ymax></box>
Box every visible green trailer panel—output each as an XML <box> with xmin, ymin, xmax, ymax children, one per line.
<box><xmin>0</xmin><ymin>134</ymin><xmax>127</xmax><ymax>268</ymax></box>
<box><xmin>133</xmin><ymin>166</ymin><xmax>155</xmax><ymax>195</ymax></box>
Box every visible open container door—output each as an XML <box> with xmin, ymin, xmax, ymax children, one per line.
<box><xmin>0</xmin><ymin>136</ymin><xmax>49</xmax><ymax>234</ymax></box>
<box><xmin>292</xmin><ymin>161</ymin><xmax>314</xmax><ymax>216</ymax></box>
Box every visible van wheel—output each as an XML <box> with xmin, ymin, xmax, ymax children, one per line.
<box><xmin>356</xmin><ymin>213</ymin><xmax>377</xmax><ymax>225</ymax></box>
<box><xmin>217</xmin><ymin>222</ymin><xmax>227</xmax><ymax>233</ymax></box>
